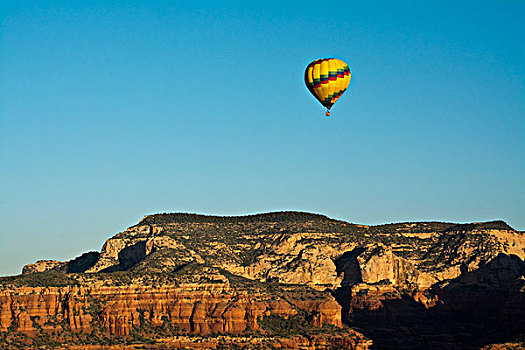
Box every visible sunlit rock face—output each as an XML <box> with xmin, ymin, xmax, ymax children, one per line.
<box><xmin>0</xmin><ymin>285</ymin><xmax>342</xmax><ymax>335</ymax></box>
<box><xmin>4</xmin><ymin>212</ymin><xmax>525</xmax><ymax>349</ymax></box>
<box><xmin>22</xmin><ymin>260</ymin><xmax>66</xmax><ymax>275</ymax></box>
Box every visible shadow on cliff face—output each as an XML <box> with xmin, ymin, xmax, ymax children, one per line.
<box><xmin>66</xmin><ymin>252</ymin><xmax>100</xmax><ymax>273</ymax></box>
<box><xmin>101</xmin><ymin>241</ymin><xmax>148</xmax><ymax>272</ymax></box>
<box><xmin>332</xmin><ymin>248</ymin><xmax>366</xmax><ymax>320</ymax></box>
<box><xmin>334</xmin><ymin>248</ymin><xmax>366</xmax><ymax>285</ymax></box>
<box><xmin>334</xmin><ymin>254</ymin><xmax>525</xmax><ymax>350</ymax></box>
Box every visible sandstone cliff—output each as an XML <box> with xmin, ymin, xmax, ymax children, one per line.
<box><xmin>2</xmin><ymin>212</ymin><xmax>524</xmax><ymax>349</ymax></box>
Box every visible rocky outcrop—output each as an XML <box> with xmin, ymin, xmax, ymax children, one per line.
<box><xmin>344</xmin><ymin>253</ymin><xmax>525</xmax><ymax>349</ymax></box>
<box><xmin>334</xmin><ymin>244</ymin><xmax>419</xmax><ymax>287</ymax></box>
<box><xmin>54</xmin><ymin>332</ymin><xmax>373</xmax><ymax>350</ymax></box>
<box><xmin>78</xmin><ymin>217</ymin><xmax>525</xmax><ymax>294</ymax></box>
<box><xmin>242</xmin><ymin>236</ymin><xmax>351</xmax><ymax>288</ymax></box>
<box><xmin>0</xmin><ymin>284</ymin><xmax>343</xmax><ymax>337</ymax></box>
<box><xmin>22</xmin><ymin>252</ymin><xmax>100</xmax><ymax>275</ymax></box>
<box><xmin>5</xmin><ymin>212</ymin><xmax>525</xmax><ymax>349</ymax></box>
<box><xmin>22</xmin><ymin>260</ymin><xmax>66</xmax><ymax>274</ymax></box>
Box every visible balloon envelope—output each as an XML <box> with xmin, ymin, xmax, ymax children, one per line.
<box><xmin>304</xmin><ymin>58</ymin><xmax>351</xmax><ymax>114</ymax></box>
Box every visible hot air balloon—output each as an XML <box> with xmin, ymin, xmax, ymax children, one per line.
<box><xmin>304</xmin><ymin>58</ymin><xmax>351</xmax><ymax>117</ymax></box>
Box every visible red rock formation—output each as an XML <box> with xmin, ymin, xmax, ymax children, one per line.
<box><xmin>22</xmin><ymin>260</ymin><xmax>66</xmax><ymax>274</ymax></box>
<box><xmin>56</xmin><ymin>332</ymin><xmax>373</xmax><ymax>350</ymax></box>
<box><xmin>288</xmin><ymin>299</ymin><xmax>343</xmax><ymax>328</ymax></box>
<box><xmin>8</xmin><ymin>213</ymin><xmax>525</xmax><ymax>349</ymax></box>
<box><xmin>0</xmin><ymin>285</ymin><xmax>343</xmax><ymax>338</ymax></box>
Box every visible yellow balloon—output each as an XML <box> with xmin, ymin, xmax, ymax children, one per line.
<box><xmin>305</xmin><ymin>58</ymin><xmax>351</xmax><ymax>116</ymax></box>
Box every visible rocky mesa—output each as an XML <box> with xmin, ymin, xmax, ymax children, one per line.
<box><xmin>1</xmin><ymin>211</ymin><xmax>524</xmax><ymax>349</ymax></box>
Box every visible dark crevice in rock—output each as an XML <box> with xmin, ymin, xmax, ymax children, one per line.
<box><xmin>338</xmin><ymin>254</ymin><xmax>525</xmax><ymax>350</ymax></box>
<box><xmin>101</xmin><ymin>241</ymin><xmax>147</xmax><ymax>273</ymax></box>
<box><xmin>334</xmin><ymin>248</ymin><xmax>366</xmax><ymax>286</ymax></box>
<box><xmin>66</xmin><ymin>252</ymin><xmax>100</xmax><ymax>273</ymax></box>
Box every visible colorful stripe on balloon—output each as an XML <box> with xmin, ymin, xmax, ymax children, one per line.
<box><xmin>304</xmin><ymin>57</ymin><xmax>352</xmax><ymax>109</ymax></box>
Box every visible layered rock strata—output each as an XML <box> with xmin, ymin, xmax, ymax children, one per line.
<box><xmin>0</xmin><ymin>285</ymin><xmax>343</xmax><ymax>335</ymax></box>
<box><xmin>2</xmin><ymin>212</ymin><xmax>524</xmax><ymax>349</ymax></box>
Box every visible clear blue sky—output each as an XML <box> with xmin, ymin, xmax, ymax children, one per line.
<box><xmin>1</xmin><ymin>1</ymin><xmax>523</xmax><ymax>276</ymax></box>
